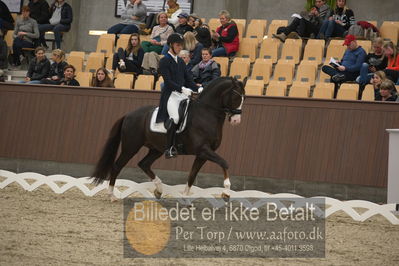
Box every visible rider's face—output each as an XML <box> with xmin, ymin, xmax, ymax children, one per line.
<box><xmin>171</xmin><ymin>43</ymin><xmax>183</xmax><ymax>55</ymax></box>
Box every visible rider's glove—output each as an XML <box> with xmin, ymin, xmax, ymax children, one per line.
<box><xmin>181</xmin><ymin>87</ymin><xmax>193</xmax><ymax>96</ymax></box>
<box><xmin>198</xmin><ymin>87</ymin><xmax>204</xmax><ymax>93</ymax></box>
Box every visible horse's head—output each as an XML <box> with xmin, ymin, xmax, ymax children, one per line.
<box><xmin>222</xmin><ymin>77</ymin><xmax>246</xmax><ymax>126</ymax></box>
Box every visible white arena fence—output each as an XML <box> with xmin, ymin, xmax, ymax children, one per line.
<box><xmin>0</xmin><ymin>170</ymin><xmax>398</xmax><ymax>225</ymax></box>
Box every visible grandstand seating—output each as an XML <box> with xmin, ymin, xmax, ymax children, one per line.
<box><xmin>67</xmin><ymin>56</ymin><xmax>84</xmax><ymax>72</ymax></box>
<box><xmin>296</xmin><ymin>64</ymin><xmax>317</xmax><ymax>86</ymax></box>
<box><xmin>213</xmin><ymin>57</ymin><xmax>229</xmax><ymax>76</ymax></box>
<box><xmin>245</xmin><ymin>19</ymin><xmax>267</xmax><ymax>42</ymax></box>
<box><xmin>266</xmin><ymin>80</ymin><xmax>287</xmax><ymax>96</ymax></box>
<box><xmin>229</xmin><ymin>58</ymin><xmax>251</xmax><ymax>80</ymax></box>
<box><xmin>259</xmin><ymin>38</ymin><xmax>280</xmax><ymax>63</ymax></box>
<box><xmin>362</xmin><ymin>84</ymin><xmax>375</xmax><ymax>101</ymax></box>
<box><xmin>251</xmin><ymin>58</ymin><xmax>272</xmax><ymax>84</ymax></box>
<box><xmin>237</xmin><ymin>38</ymin><xmax>258</xmax><ymax>63</ymax></box>
<box><xmin>313</xmin><ymin>82</ymin><xmax>334</xmax><ymax>99</ymax></box>
<box><xmin>289</xmin><ymin>83</ymin><xmax>310</xmax><ymax>98</ymax></box>
<box><xmin>134</xmin><ymin>75</ymin><xmax>155</xmax><ymax>90</ymax></box>
<box><xmin>75</xmin><ymin>72</ymin><xmax>93</xmax><ymax>87</ymax></box>
<box><xmin>155</xmin><ymin>76</ymin><xmax>164</xmax><ymax>91</ymax></box>
<box><xmin>273</xmin><ymin>62</ymin><xmax>294</xmax><ymax>85</ymax></box>
<box><xmin>280</xmin><ymin>43</ymin><xmax>301</xmax><ymax>64</ymax></box>
<box><xmin>244</xmin><ymin>79</ymin><xmax>264</xmax><ymax>96</ymax></box>
<box><xmin>114</xmin><ymin>73</ymin><xmax>134</xmax><ymax>89</ymax></box>
<box><xmin>303</xmin><ymin>43</ymin><xmax>324</xmax><ymax>65</ymax></box>
<box><xmin>96</xmin><ymin>36</ymin><xmax>115</xmax><ymax>58</ymax></box>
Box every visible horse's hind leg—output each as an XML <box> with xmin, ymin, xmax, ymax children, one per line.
<box><xmin>108</xmin><ymin>148</ymin><xmax>141</xmax><ymax>201</ymax></box>
<box><xmin>138</xmin><ymin>148</ymin><xmax>163</xmax><ymax>198</ymax></box>
<box><xmin>183</xmin><ymin>157</ymin><xmax>206</xmax><ymax>196</ymax></box>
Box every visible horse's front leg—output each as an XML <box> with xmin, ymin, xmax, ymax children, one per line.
<box><xmin>183</xmin><ymin>156</ymin><xmax>207</xmax><ymax>196</ymax></box>
<box><xmin>198</xmin><ymin>146</ymin><xmax>231</xmax><ymax>200</ymax></box>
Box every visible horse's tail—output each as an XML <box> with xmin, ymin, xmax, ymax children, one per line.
<box><xmin>91</xmin><ymin>116</ymin><xmax>124</xmax><ymax>185</ymax></box>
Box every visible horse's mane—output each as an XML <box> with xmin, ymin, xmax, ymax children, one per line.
<box><xmin>198</xmin><ymin>77</ymin><xmax>239</xmax><ymax>99</ymax></box>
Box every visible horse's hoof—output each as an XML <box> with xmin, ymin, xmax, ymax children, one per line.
<box><xmin>221</xmin><ymin>192</ymin><xmax>230</xmax><ymax>202</ymax></box>
<box><xmin>154</xmin><ymin>189</ymin><xmax>162</xmax><ymax>199</ymax></box>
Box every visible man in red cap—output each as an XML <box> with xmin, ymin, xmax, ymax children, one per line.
<box><xmin>321</xmin><ymin>34</ymin><xmax>366</xmax><ymax>97</ymax></box>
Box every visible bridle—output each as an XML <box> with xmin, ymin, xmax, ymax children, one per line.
<box><xmin>193</xmin><ymin>81</ymin><xmax>245</xmax><ymax>119</ymax></box>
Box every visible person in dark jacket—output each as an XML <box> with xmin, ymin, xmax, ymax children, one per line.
<box><xmin>41</xmin><ymin>48</ymin><xmax>67</xmax><ymax>84</ymax></box>
<box><xmin>273</xmin><ymin>0</ymin><xmax>331</xmax><ymax>41</ymax></box>
<box><xmin>0</xmin><ymin>34</ymin><xmax>8</xmax><ymax>70</ymax></box>
<box><xmin>191</xmin><ymin>48</ymin><xmax>221</xmax><ymax>88</ymax></box>
<box><xmin>211</xmin><ymin>10</ymin><xmax>239</xmax><ymax>57</ymax></box>
<box><xmin>112</xmin><ymin>33</ymin><xmax>144</xmax><ymax>73</ymax></box>
<box><xmin>20</xmin><ymin>46</ymin><xmax>50</xmax><ymax>84</ymax></box>
<box><xmin>38</xmin><ymin>0</ymin><xmax>73</xmax><ymax>49</ymax></box>
<box><xmin>175</xmin><ymin>13</ymin><xmax>193</xmax><ymax>35</ymax></box>
<box><xmin>317</xmin><ymin>0</ymin><xmax>355</xmax><ymax>39</ymax></box>
<box><xmin>188</xmin><ymin>15</ymin><xmax>211</xmax><ymax>48</ymax></box>
<box><xmin>157</xmin><ymin>33</ymin><xmax>199</xmax><ymax>159</ymax></box>
<box><xmin>59</xmin><ymin>64</ymin><xmax>79</xmax><ymax>86</ymax></box>
<box><xmin>375</xmin><ymin>80</ymin><xmax>398</xmax><ymax>101</ymax></box>
<box><xmin>28</xmin><ymin>0</ymin><xmax>50</xmax><ymax>25</ymax></box>
<box><xmin>0</xmin><ymin>0</ymin><xmax>14</xmax><ymax>35</ymax></box>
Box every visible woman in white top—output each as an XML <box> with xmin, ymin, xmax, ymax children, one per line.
<box><xmin>141</xmin><ymin>12</ymin><xmax>174</xmax><ymax>54</ymax></box>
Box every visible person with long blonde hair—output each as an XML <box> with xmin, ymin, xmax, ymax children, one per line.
<box><xmin>41</xmin><ymin>48</ymin><xmax>68</xmax><ymax>84</ymax></box>
<box><xmin>112</xmin><ymin>33</ymin><xmax>144</xmax><ymax>73</ymax></box>
<box><xmin>183</xmin><ymin>31</ymin><xmax>204</xmax><ymax>69</ymax></box>
<box><xmin>357</xmin><ymin>37</ymin><xmax>387</xmax><ymax>85</ymax></box>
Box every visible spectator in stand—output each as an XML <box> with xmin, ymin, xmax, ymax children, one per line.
<box><xmin>112</xmin><ymin>33</ymin><xmax>144</xmax><ymax>74</ymax></box>
<box><xmin>375</xmin><ymin>80</ymin><xmax>398</xmax><ymax>102</ymax></box>
<box><xmin>183</xmin><ymin>31</ymin><xmax>203</xmax><ymax>70</ymax></box>
<box><xmin>317</xmin><ymin>0</ymin><xmax>355</xmax><ymax>39</ymax></box>
<box><xmin>59</xmin><ymin>64</ymin><xmax>79</xmax><ymax>86</ymax></box>
<box><xmin>28</xmin><ymin>0</ymin><xmax>50</xmax><ymax>28</ymax></box>
<box><xmin>0</xmin><ymin>0</ymin><xmax>15</xmax><ymax>35</ymax></box>
<box><xmin>191</xmin><ymin>47</ymin><xmax>221</xmax><ymax>88</ymax></box>
<box><xmin>141</xmin><ymin>12</ymin><xmax>174</xmax><ymax>54</ymax></box>
<box><xmin>321</xmin><ymin>35</ymin><xmax>366</xmax><ymax>96</ymax></box>
<box><xmin>188</xmin><ymin>14</ymin><xmax>212</xmax><ymax>48</ymax></box>
<box><xmin>12</xmin><ymin>6</ymin><xmax>39</xmax><ymax>66</ymax></box>
<box><xmin>38</xmin><ymin>0</ymin><xmax>73</xmax><ymax>49</ymax></box>
<box><xmin>0</xmin><ymin>33</ymin><xmax>8</xmax><ymax>70</ymax></box>
<box><xmin>370</xmin><ymin>71</ymin><xmax>387</xmax><ymax>99</ymax></box>
<box><xmin>108</xmin><ymin>0</ymin><xmax>147</xmax><ymax>36</ymax></box>
<box><xmin>357</xmin><ymin>37</ymin><xmax>387</xmax><ymax>85</ymax></box>
<box><xmin>383</xmin><ymin>41</ymin><xmax>399</xmax><ymax>84</ymax></box>
<box><xmin>41</xmin><ymin>48</ymin><xmax>67</xmax><ymax>84</ymax></box>
<box><xmin>211</xmin><ymin>10</ymin><xmax>239</xmax><ymax>57</ymax></box>
<box><xmin>166</xmin><ymin>0</ymin><xmax>182</xmax><ymax>28</ymax></box>
<box><xmin>175</xmin><ymin>13</ymin><xmax>193</xmax><ymax>35</ymax></box>
<box><xmin>273</xmin><ymin>0</ymin><xmax>331</xmax><ymax>42</ymax></box>
<box><xmin>93</xmin><ymin>67</ymin><xmax>114</xmax><ymax>88</ymax></box>
<box><xmin>178</xmin><ymin>49</ymin><xmax>190</xmax><ymax>68</ymax></box>
<box><xmin>20</xmin><ymin>46</ymin><xmax>50</xmax><ymax>84</ymax></box>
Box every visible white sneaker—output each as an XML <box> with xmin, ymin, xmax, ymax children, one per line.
<box><xmin>118</xmin><ymin>60</ymin><xmax>126</xmax><ymax>70</ymax></box>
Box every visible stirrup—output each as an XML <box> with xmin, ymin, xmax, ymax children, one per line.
<box><xmin>164</xmin><ymin>146</ymin><xmax>178</xmax><ymax>159</ymax></box>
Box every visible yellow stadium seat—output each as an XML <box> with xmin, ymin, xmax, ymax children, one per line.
<box><xmin>273</xmin><ymin>62</ymin><xmax>294</xmax><ymax>85</ymax></box>
<box><xmin>229</xmin><ymin>58</ymin><xmax>250</xmax><ymax>80</ymax></box>
<box><xmin>361</xmin><ymin>84</ymin><xmax>375</xmax><ymax>101</ymax></box>
<box><xmin>99</xmin><ymin>33</ymin><xmax>115</xmax><ymax>39</ymax></box>
<box><xmin>232</xmin><ymin>19</ymin><xmax>247</xmax><ymax>29</ymax></box>
<box><xmin>280</xmin><ymin>43</ymin><xmax>301</xmax><ymax>64</ymax></box>
<box><xmin>307</xmin><ymin>39</ymin><xmax>325</xmax><ymax>50</ymax></box>
<box><xmin>271</xmin><ymin>20</ymin><xmax>288</xmax><ymax>26</ymax></box>
<box><xmin>114</xmin><ymin>73</ymin><xmax>134</xmax><ymax>89</ymax></box>
<box><xmin>235</xmin><ymin>22</ymin><xmax>245</xmax><ymax>40</ymax></box>
<box><xmin>303</xmin><ymin>43</ymin><xmax>324</xmax><ymax>65</ymax></box>
<box><xmin>336</xmin><ymin>88</ymin><xmax>357</xmax><ymax>100</ymax></box>
<box><xmin>155</xmin><ymin>76</ymin><xmax>164</xmax><ymax>91</ymax></box>
<box><xmin>289</xmin><ymin>84</ymin><xmax>310</xmax><ymax>98</ymax></box>
<box><xmin>296</xmin><ymin>64</ymin><xmax>317</xmax><ymax>85</ymax></box>
<box><xmin>325</xmin><ymin>44</ymin><xmax>346</xmax><ymax>62</ymax></box>
<box><xmin>266</xmin><ymin>24</ymin><xmax>281</xmax><ymax>38</ymax></box>
<box><xmin>96</xmin><ymin>37</ymin><xmax>114</xmax><ymax>57</ymax></box>
<box><xmin>67</xmin><ymin>56</ymin><xmax>84</xmax><ymax>73</ymax></box>
<box><xmin>116</xmin><ymin>34</ymin><xmax>131</xmax><ymax>50</ymax></box>
<box><xmin>237</xmin><ymin>38</ymin><xmax>258</xmax><ymax>63</ymax></box>
<box><xmin>75</xmin><ymin>72</ymin><xmax>93</xmax><ymax>87</ymax></box>
<box><xmin>340</xmin><ymin>83</ymin><xmax>360</xmax><ymax>95</ymax></box>
<box><xmin>300</xmin><ymin>60</ymin><xmax>319</xmax><ymax>70</ymax></box>
<box><xmin>5</xmin><ymin>30</ymin><xmax>13</xmax><ymax>48</ymax></box>
<box><xmin>208</xmin><ymin>18</ymin><xmax>220</xmax><ymax>32</ymax></box>
<box><xmin>86</xmin><ymin>56</ymin><xmax>104</xmax><ymax>73</ymax></box>
<box><xmin>251</xmin><ymin>59</ymin><xmax>272</xmax><ymax>84</ymax></box>
<box><xmin>134</xmin><ymin>75</ymin><xmax>155</xmax><ymax>90</ymax></box>
<box><xmin>266</xmin><ymin>80</ymin><xmax>287</xmax><ymax>96</ymax></box>
<box><xmin>259</xmin><ymin>38</ymin><xmax>280</xmax><ymax>63</ymax></box>
<box><xmin>319</xmin><ymin>67</ymin><xmax>332</xmax><ymax>83</ymax></box>
<box><xmin>313</xmin><ymin>82</ymin><xmax>334</xmax><ymax>99</ymax></box>
<box><xmin>213</xmin><ymin>57</ymin><xmax>229</xmax><ymax>76</ymax></box>
<box><xmin>245</xmin><ymin>20</ymin><xmax>266</xmax><ymax>42</ymax></box>
<box><xmin>284</xmin><ymin>38</ymin><xmax>302</xmax><ymax>47</ymax></box>
<box><xmin>380</xmin><ymin>22</ymin><xmax>399</xmax><ymax>45</ymax></box>
<box><xmin>69</xmin><ymin>51</ymin><xmax>85</xmax><ymax>60</ymax></box>
<box><xmin>245</xmin><ymin>79</ymin><xmax>264</xmax><ymax>96</ymax></box>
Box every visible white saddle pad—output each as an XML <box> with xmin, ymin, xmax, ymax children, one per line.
<box><xmin>150</xmin><ymin>107</ymin><xmax>189</xmax><ymax>134</ymax></box>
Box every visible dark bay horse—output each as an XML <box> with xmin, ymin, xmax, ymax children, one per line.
<box><xmin>91</xmin><ymin>77</ymin><xmax>245</xmax><ymax>201</ymax></box>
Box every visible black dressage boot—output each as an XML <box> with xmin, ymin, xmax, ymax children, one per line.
<box><xmin>165</xmin><ymin>119</ymin><xmax>178</xmax><ymax>159</ymax></box>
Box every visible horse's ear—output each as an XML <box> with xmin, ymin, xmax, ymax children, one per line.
<box><xmin>242</xmin><ymin>77</ymin><xmax>248</xmax><ymax>88</ymax></box>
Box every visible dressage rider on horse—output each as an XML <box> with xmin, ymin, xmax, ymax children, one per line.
<box><xmin>156</xmin><ymin>33</ymin><xmax>200</xmax><ymax>159</ymax></box>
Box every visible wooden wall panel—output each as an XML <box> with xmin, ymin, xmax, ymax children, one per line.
<box><xmin>2</xmin><ymin>83</ymin><xmax>399</xmax><ymax>188</ymax></box>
